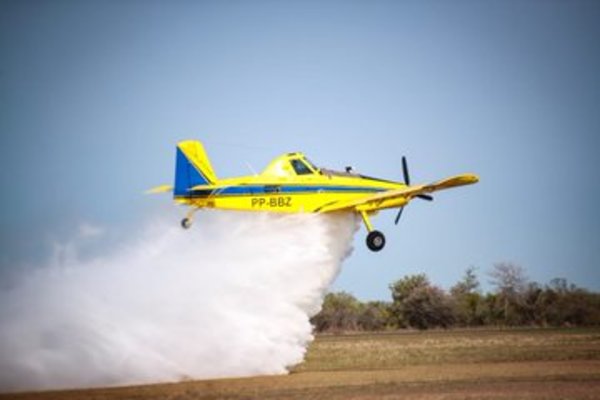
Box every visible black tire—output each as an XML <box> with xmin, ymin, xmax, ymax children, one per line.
<box><xmin>366</xmin><ymin>230</ymin><xmax>385</xmax><ymax>252</ymax></box>
<box><xmin>181</xmin><ymin>218</ymin><xmax>192</xmax><ymax>229</ymax></box>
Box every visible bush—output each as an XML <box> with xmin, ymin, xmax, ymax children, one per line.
<box><xmin>311</xmin><ymin>265</ymin><xmax>600</xmax><ymax>332</ymax></box>
<box><xmin>389</xmin><ymin>274</ymin><xmax>454</xmax><ymax>329</ymax></box>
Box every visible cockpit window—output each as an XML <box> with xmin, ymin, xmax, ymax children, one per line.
<box><xmin>303</xmin><ymin>157</ymin><xmax>318</xmax><ymax>171</ymax></box>
<box><xmin>290</xmin><ymin>159</ymin><xmax>313</xmax><ymax>175</ymax></box>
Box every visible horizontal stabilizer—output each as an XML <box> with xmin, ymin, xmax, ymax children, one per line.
<box><xmin>145</xmin><ymin>184</ymin><xmax>173</xmax><ymax>194</ymax></box>
<box><xmin>189</xmin><ymin>183</ymin><xmax>233</xmax><ymax>192</ymax></box>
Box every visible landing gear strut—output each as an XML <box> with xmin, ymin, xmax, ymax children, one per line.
<box><xmin>360</xmin><ymin>211</ymin><xmax>386</xmax><ymax>252</ymax></box>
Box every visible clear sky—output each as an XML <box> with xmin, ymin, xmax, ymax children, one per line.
<box><xmin>1</xmin><ymin>0</ymin><xmax>599</xmax><ymax>300</ymax></box>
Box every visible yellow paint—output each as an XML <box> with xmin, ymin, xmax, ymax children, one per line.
<box><xmin>149</xmin><ymin>140</ymin><xmax>479</xmax><ymax>244</ymax></box>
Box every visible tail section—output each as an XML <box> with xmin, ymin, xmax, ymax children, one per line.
<box><xmin>174</xmin><ymin>140</ymin><xmax>217</xmax><ymax>196</ymax></box>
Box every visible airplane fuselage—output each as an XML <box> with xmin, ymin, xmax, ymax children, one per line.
<box><xmin>176</xmin><ymin>172</ymin><xmax>407</xmax><ymax>213</ymax></box>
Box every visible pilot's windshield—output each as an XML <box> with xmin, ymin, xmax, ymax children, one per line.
<box><xmin>303</xmin><ymin>157</ymin><xmax>319</xmax><ymax>171</ymax></box>
<box><xmin>291</xmin><ymin>159</ymin><xmax>313</xmax><ymax>175</ymax></box>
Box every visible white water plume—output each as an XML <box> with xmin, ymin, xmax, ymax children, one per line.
<box><xmin>0</xmin><ymin>211</ymin><xmax>358</xmax><ymax>392</ymax></box>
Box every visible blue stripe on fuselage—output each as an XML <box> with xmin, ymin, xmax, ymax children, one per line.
<box><xmin>185</xmin><ymin>185</ymin><xmax>386</xmax><ymax>198</ymax></box>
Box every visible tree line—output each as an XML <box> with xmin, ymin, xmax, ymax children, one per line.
<box><xmin>312</xmin><ymin>263</ymin><xmax>600</xmax><ymax>332</ymax></box>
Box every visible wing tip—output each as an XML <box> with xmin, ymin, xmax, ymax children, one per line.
<box><xmin>462</xmin><ymin>173</ymin><xmax>480</xmax><ymax>185</ymax></box>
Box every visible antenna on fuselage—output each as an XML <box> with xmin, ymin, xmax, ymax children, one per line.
<box><xmin>245</xmin><ymin>161</ymin><xmax>258</xmax><ymax>176</ymax></box>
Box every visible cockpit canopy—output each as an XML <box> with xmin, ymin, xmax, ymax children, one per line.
<box><xmin>262</xmin><ymin>152</ymin><xmax>319</xmax><ymax>177</ymax></box>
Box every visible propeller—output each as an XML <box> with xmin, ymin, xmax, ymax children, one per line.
<box><xmin>394</xmin><ymin>205</ymin><xmax>405</xmax><ymax>225</ymax></box>
<box><xmin>402</xmin><ymin>157</ymin><xmax>410</xmax><ymax>185</ymax></box>
<box><xmin>394</xmin><ymin>156</ymin><xmax>434</xmax><ymax>225</ymax></box>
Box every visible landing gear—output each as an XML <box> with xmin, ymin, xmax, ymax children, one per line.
<box><xmin>181</xmin><ymin>208</ymin><xmax>199</xmax><ymax>230</ymax></box>
<box><xmin>360</xmin><ymin>210</ymin><xmax>386</xmax><ymax>252</ymax></box>
<box><xmin>366</xmin><ymin>230</ymin><xmax>386</xmax><ymax>252</ymax></box>
<box><xmin>181</xmin><ymin>217</ymin><xmax>192</xmax><ymax>229</ymax></box>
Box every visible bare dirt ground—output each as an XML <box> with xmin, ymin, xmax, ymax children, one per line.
<box><xmin>3</xmin><ymin>328</ymin><xmax>600</xmax><ymax>400</ymax></box>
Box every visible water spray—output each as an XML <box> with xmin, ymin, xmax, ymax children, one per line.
<box><xmin>0</xmin><ymin>211</ymin><xmax>357</xmax><ymax>391</ymax></box>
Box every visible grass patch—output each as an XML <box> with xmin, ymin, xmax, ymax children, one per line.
<box><xmin>295</xmin><ymin>328</ymin><xmax>600</xmax><ymax>371</ymax></box>
<box><xmin>3</xmin><ymin>327</ymin><xmax>600</xmax><ymax>400</ymax></box>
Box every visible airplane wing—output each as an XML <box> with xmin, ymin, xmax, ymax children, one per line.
<box><xmin>146</xmin><ymin>183</ymin><xmax>233</xmax><ymax>196</ymax></box>
<box><xmin>317</xmin><ymin>173</ymin><xmax>479</xmax><ymax>213</ymax></box>
<box><xmin>147</xmin><ymin>183</ymin><xmax>231</xmax><ymax>194</ymax></box>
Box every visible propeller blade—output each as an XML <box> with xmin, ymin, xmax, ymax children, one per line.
<box><xmin>394</xmin><ymin>206</ymin><xmax>404</xmax><ymax>225</ymax></box>
<box><xmin>403</xmin><ymin>157</ymin><xmax>433</xmax><ymax>202</ymax></box>
<box><xmin>416</xmin><ymin>194</ymin><xmax>434</xmax><ymax>201</ymax></box>
<box><xmin>402</xmin><ymin>156</ymin><xmax>410</xmax><ymax>186</ymax></box>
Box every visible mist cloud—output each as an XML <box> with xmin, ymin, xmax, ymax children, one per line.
<box><xmin>0</xmin><ymin>211</ymin><xmax>358</xmax><ymax>392</ymax></box>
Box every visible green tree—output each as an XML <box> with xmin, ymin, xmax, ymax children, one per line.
<box><xmin>522</xmin><ymin>282</ymin><xmax>544</xmax><ymax>325</ymax></box>
<box><xmin>389</xmin><ymin>274</ymin><xmax>454</xmax><ymax>330</ymax></box>
<box><xmin>312</xmin><ymin>291</ymin><xmax>362</xmax><ymax>332</ymax></box>
<box><xmin>450</xmin><ymin>267</ymin><xmax>485</xmax><ymax>326</ymax></box>
<box><xmin>358</xmin><ymin>301</ymin><xmax>393</xmax><ymax>331</ymax></box>
<box><xmin>539</xmin><ymin>278</ymin><xmax>600</xmax><ymax>326</ymax></box>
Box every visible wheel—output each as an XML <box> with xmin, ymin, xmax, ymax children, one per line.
<box><xmin>366</xmin><ymin>230</ymin><xmax>385</xmax><ymax>252</ymax></box>
<box><xmin>181</xmin><ymin>217</ymin><xmax>192</xmax><ymax>229</ymax></box>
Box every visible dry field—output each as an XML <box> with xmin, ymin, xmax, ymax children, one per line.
<box><xmin>3</xmin><ymin>328</ymin><xmax>600</xmax><ymax>399</ymax></box>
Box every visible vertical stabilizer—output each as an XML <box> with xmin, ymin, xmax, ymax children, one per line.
<box><xmin>174</xmin><ymin>140</ymin><xmax>217</xmax><ymax>196</ymax></box>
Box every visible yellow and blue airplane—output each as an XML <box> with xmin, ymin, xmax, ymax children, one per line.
<box><xmin>149</xmin><ymin>140</ymin><xmax>479</xmax><ymax>251</ymax></box>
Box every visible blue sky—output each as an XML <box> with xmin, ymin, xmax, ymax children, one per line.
<box><xmin>1</xmin><ymin>0</ymin><xmax>599</xmax><ymax>300</ymax></box>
